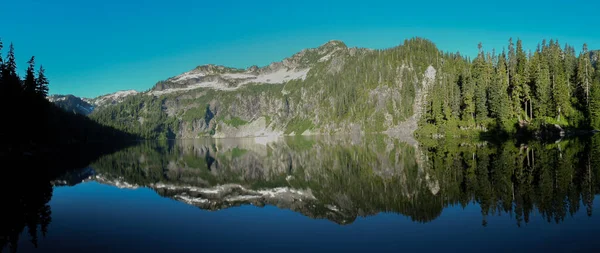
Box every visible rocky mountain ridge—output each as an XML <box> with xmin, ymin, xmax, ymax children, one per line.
<box><xmin>48</xmin><ymin>89</ymin><xmax>138</xmax><ymax>115</ymax></box>
<box><xmin>150</xmin><ymin>40</ymin><xmax>351</xmax><ymax>94</ymax></box>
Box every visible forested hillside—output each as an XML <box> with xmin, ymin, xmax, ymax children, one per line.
<box><xmin>419</xmin><ymin>39</ymin><xmax>600</xmax><ymax>138</ymax></box>
<box><xmin>85</xmin><ymin>38</ymin><xmax>600</xmax><ymax>139</ymax></box>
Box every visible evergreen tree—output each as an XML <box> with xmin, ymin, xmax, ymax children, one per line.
<box><xmin>590</xmin><ymin>77</ymin><xmax>600</xmax><ymax>129</ymax></box>
<box><xmin>563</xmin><ymin>44</ymin><xmax>577</xmax><ymax>96</ymax></box>
<box><xmin>533</xmin><ymin>52</ymin><xmax>551</xmax><ymax>118</ymax></box>
<box><xmin>489</xmin><ymin>51</ymin><xmax>511</xmax><ymax>129</ymax></box>
<box><xmin>547</xmin><ymin>41</ymin><xmax>571</xmax><ymax>121</ymax></box>
<box><xmin>578</xmin><ymin>44</ymin><xmax>595</xmax><ymax>112</ymax></box>
<box><xmin>0</xmin><ymin>39</ymin><xmax>3</xmax><ymax>76</ymax></box>
<box><xmin>0</xmin><ymin>39</ymin><xmax>4</xmax><ymax>96</ymax></box>
<box><xmin>461</xmin><ymin>73</ymin><xmax>475</xmax><ymax>122</ymax></box>
<box><xmin>590</xmin><ymin>62</ymin><xmax>600</xmax><ymax>129</ymax></box>
<box><xmin>23</xmin><ymin>56</ymin><xmax>36</xmax><ymax>95</ymax></box>
<box><xmin>472</xmin><ymin>43</ymin><xmax>490</xmax><ymax>123</ymax></box>
<box><xmin>35</xmin><ymin>65</ymin><xmax>49</xmax><ymax>97</ymax></box>
<box><xmin>2</xmin><ymin>43</ymin><xmax>20</xmax><ymax>96</ymax></box>
<box><xmin>516</xmin><ymin>39</ymin><xmax>529</xmax><ymax>119</ymax></box>
<box><xmin>508</xmin><ymin>38</ymin><xmax>520</xmax><ymax>118</ymax></box>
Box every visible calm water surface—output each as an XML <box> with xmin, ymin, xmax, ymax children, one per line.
<box><xmin>4</xmin><ymin>136</ymin><xmax>600</xmax><ymax>252</ymax></box>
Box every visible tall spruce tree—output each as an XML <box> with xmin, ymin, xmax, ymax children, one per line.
<box><xmin>35</xmin><ymin>65</ymin><xmax>49</xmax><ymax>97</ymax></box>
<box><xmin>508</xmin><ymin>38</ymin><xmax>520</xmax><ymax>118</ymax></box>
<box><xmin>578</xmin><ymin>44</ymin><xmax>594</xmax><ymax>112</ymax></box>
<box><xmin>552</xmin><ymin>44</ymin><xmax>571</xmax><ymax>121</ymax></box>
<box><xmin>24</xmin><ymin>56</ymin><xmax>36</xmax><ymax>95</ymax></box>
<box><xmin>3</xmin><ymin>43</ymin><xmax>19</xmax><ymax>90</ymax></box>
<box><xmin>534</xmin><ymin>51</ymin><xmax>551</xmax><ymax>118</ymax></box>
<box><xmin>516</xmin><ymin>39</ymin><xmax>529</xmax><ymax>119</ymax></box>
<box><xmin>590</xmin><ymin>61</ymin><xmax>600</xmax><ymax>129</ymax></box>
<box><xmin>0</xmin><ymin>39</ymin><xmax>4</xmax><ymax>95</ymax></box>
<box><xmin>489</xmin><ymin>51</ymin><xmax>511</xmax><ymax>129</ymax></box>
<box><xmin>473</xmin><ymin>43</ymin><xmax>489</xmax><ymax>123</ymax></box>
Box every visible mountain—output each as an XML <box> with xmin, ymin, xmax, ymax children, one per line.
<box><xmin>151</xmin><ymin>40</ymin><xmax>349</xmax><ymax>94</ymax></box>
<box><xmin>59</xmin><ymin>38</ymin><xmax>600</xmax><ymax>139</ymax></box>
<box><xmin>87</xmin><ymin>90</ymin><xmax>139</xmax><ymax>108</ymax></box>
<box><xmin>90</xmin><ymin>38</ymin><xmax>436</xmax><ymax>139</ymax></box>
<box><xmin>48</xmin><ymin>90</ymin><xmax>138</xmax><ymax>115</ymax></box>
<box><xmin>48</xmin><ymin>94</ymin><xmax>94</xmax><ymax>115</ymax></box>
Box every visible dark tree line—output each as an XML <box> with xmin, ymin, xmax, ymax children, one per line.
<box><xmin>0</xmin><ymin>41</ymin><xmax>49</xmax><ymax>101</ymax></box>
<box><xmin>0</xmin><ymin>39</ymin><xmax>138</xmax><ymax>157</ymax></box>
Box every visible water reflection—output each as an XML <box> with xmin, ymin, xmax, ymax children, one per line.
<box><xmin>0</xmin><ymin>166</ymin><xmax>53</xmax><ymax>253</ymax></box>
<box><xmin>84</xmin><ymin>136</ymin><xmax>600</xmax><ymax>226</ymax></box>
<box><xmin>4</xmin><ymin>135</ymin><xmax>600</xmax><ymax>252</ymax></box>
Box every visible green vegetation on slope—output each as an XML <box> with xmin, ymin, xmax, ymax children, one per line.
<box><xmin>419</xmin><ymin>39</ymin><xmax>600</xmax><ymax>139</ymax></box>
<box><xmin>88</xmin><ymin>38</ymin><xmax>600</xmax><ymax>139</ymax></box>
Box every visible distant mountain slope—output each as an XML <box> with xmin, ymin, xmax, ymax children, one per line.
<box><xmin>48</xmin><ymin>90</ymin><xmax>138</xmax><ymax>115</ymax></box>
<box><xmin>48</xmin><ymin>95</ymin><xmax>94</xmax><ymax>115</ymax></box>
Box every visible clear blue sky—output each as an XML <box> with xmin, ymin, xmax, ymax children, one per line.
<box><xmin>3</xmin><ymin>0</ymin><xmax>599</xmax><ymax>98</ymax></box>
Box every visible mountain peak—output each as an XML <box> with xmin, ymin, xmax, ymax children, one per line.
<box><xmin>317</xmin><ymin>40</ymin><xmax>347</xmax><ymax>52</ymax></box>
<box><xmin>321</xmin><ymin>40</ymin><xmax>346</xmax><ymax>47</ymax></box>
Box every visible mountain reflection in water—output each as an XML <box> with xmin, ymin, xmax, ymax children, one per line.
<box><xmin>61</xmin><ymin>136</ymin><xmax>600</xmax><ymax>225</ymax></box>
<box><xmin>4</xmin><ymin>135</ymin><xmax>600</xmax><ymax>252</ymax></box>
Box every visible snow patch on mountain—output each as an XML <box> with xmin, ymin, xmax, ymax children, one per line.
<box><xmin>47</xmin><ymin>96</ymin><xmax>68</xmax><ymax>102</ymax></box>
<box><xmin>172</xmin><ymin>72</ymin><xmax>207</xmax><ymax>82</ymax></box>
<box><xmin>242</xmin><ymin>68</ymin><xmax>309</xmax><ymax>85</ymax></box>
<box><xmin>150</xmin><ymin>68</ymin><xmax>310</xmax><ymax>95</ymax></box>
<box><xmin>150</xmin><ymin>81</ymin><xmax>230</xmax><ymax>96</ymax></box>
<box><xmin>90</xmin><ymin>90</ymin><xmax>138</xmax><ymax>107</ymax></box>
<box><xmin>222</xmin><ymin>73</ymin><xmax>257</xmax><ymax>79</ymax></box>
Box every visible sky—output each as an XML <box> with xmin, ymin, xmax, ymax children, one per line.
<box><xmin>2</xmin><ymin>0</ymin><xmax>599</xmax><ymax>98</ymax></box>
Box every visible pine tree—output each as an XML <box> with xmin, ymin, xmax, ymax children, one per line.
<box><xmin>473</xmin><ymin>43</ymin><xmax>490</xmax><ymax>123</ymax></box>
<box><xmin>2</xmin><ymin>43</ymin><xmax>21</xmax><ymax>99</ymax></box>
<box><xmin>578</xmin><ymin>44</ymin><xmax>594</xmax><ymax>112</ymax></box>
<box><xmin>0</xmin><ymin>39</ymin><xmax>4</xmax><ymax>94</ymax></box>
<box><xmin>516</xmin><ymin>39</ymin><xmax>529</xmax><ymax>119</ymax></box>
<box><xmin>534</xmin><ymin>53</ymin><xmax>551</xmax><ymax>118</ymax></box>
<box><xmin>461</xmin><ymin>72</ymin><xmax>475</xmax><ymax>122</ymax></box>
<box><xmin>489</xmin><ymin>51</ymin><xmax>511</xmax><ymax>129</ymax></box>
<box><xmin>4</xmin><ymin>43</ymin><xmax>17</xmax><ymax>79</ymax></box>
<box><xmin>548</xmin><ymin>42</ymin><xmax>570</xmax><ymax>121</ymax></box>
<box><xmin>591</xmin><ymin>70</ymin><xmax>600</xmax><ymax>129</ymax></box>
<box><xmin>563</xmin><ymin>44</ymin><xmax>577</xmax><ymax>96</ymax></box>
<box><xmin>24</xmin><ymin>56</ymin><xmax>36</xmax><ymax>95</ymax></box>
<box><xmin>0</xmin><ymin>39</ymin><xmax>3</xmax><ymax>75</ymax></box>
<box><xmin>508</xmin><ymin>38</ymin><xmax>519</xmax><ymax>118</ymax></box>
<box><xmin>35</xmin><ymin>65</ymin><xmax>49</xmax><ymax>97</ymax></box>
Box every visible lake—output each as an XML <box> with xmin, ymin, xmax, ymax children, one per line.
<box><xmin>3</xmin><ymin>135</ymin><xmax>600</xmax><ymax>252</ymax></box>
